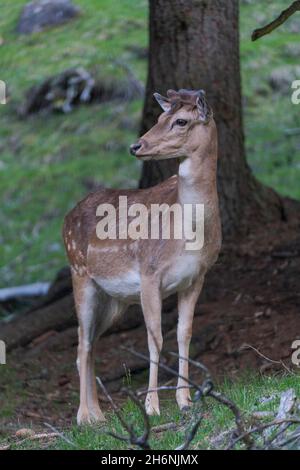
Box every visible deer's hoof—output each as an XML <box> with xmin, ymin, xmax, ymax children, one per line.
<box><xmin>145</xmin><ymin>394</ymin><xmax>160</xmax><ymax>416</ymax></box>
<box><xmin>180</xmin><ymin>405</ymin><xmax>191</xmax><ymax>413</ymax></box>
<box><xmin>77</xmin><ymin>406</ymin><xmax>106</xmax><ymax>425</ymax></box>
<box><xmin>176</xmin><ymin>393</ymin><xmax>192</xmax><ymax>412</ymax></box>
<box><xmin>90</xmin><ymin>408</ymin><xmax>106</xmax><ymax>423</ymax></box>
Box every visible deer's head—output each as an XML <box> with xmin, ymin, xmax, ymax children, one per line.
<box><xmin>130</xmin><ymin>89</ymin><xmax>214</xmax><ymax>160</ymax></box>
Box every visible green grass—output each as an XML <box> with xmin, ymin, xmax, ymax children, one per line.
<box><xmin>240</xmin><ymin>1</ymin><xmax>300</xmax><ymax>199</ymax></box>
<box><xmin>0</xmin><ymin>365</ymin><xmax>26</xmax><ymax>421</ymax></box>
<box><xmin>0</xmin><ymin>0</ymin><xmax>147</xmax><ymax>287</ymax></box>
<box><xmin>0</xmin><ymin>0</ymin><xmax>299</xmax><ymax>287</ymax></box>
<box><xmin>4</xmin><ymin>372</ymin><xmax>300</xmax><ymax>450</ymax></box>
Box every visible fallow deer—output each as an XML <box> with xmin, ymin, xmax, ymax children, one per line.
<box><xmin>63</xmin><ymin>89</ymin><xmax>222</xmax><ymax>424</ymax></box>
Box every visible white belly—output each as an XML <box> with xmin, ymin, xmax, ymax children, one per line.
<box><xmin>93</xmin><ymin>270</ymin><xmax>141</xmax><ymax>301</ymax></box>
<box><xmin>93</xmin><ymin>254</ymin><xmax>200</xmax><ymax>300</ymax></box>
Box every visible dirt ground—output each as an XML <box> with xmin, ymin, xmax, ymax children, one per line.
<box><xmin>1</xmin><ymin>200</ymin><xmax>300</xmax><ymax>434</ymax></box>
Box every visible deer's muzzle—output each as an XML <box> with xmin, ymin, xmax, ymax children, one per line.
<box><xmin>130</xmin><ymin>142</ymin><xmax>142</xmax><ymax>156</ymax></box>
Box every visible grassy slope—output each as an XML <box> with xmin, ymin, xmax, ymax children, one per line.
<box><xmin>240</xmin><ymin>1</ymin><xmax>300</xmax><ymax>198</ymax></box>
<box><xmin>5</xmin><ymin>373</ymin><xmax>300</xmax><ymax>450</ymax></box>
<box><xmin>0</xmin><ymin>0</ymin><xmax>299</xmax><ymax>288</ymax></box>
<box><xmin>0</xmin><ymin>0</ymin><xmax>147</xmax><ymax>289</ymax></box>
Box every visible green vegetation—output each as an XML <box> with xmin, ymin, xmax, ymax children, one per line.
<box><xmin>0</xmin><ymin>0</ymin><xmax>299</xmax><ymax>287</ymax></box>
<box><xmin>0</xmin><ymin>365</ymin><xmax>26</xmax><ymax>421</ymax></box>
<box><xmin>3</xmin><ymin>372</ymin><xmax>300</xmax><ymax>450</ymax></box>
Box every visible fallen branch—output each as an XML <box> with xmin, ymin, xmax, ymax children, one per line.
<box><xmin>227</xmin><ymin>418</ymin><xmax>300</xmax><ymax>450</ymax></box>
<box><xmin>263</xmin><ymin>388</ymin><xmax>297</xmax><ymax>442</ymax></box>
<box><xmin>0</xmin><ymin>444</ymin><xmax>10</xmax><ymax>450</ymax></box>
<box><xmin>0</xmin><ymin>282</ymin><xmax>50</xmax><ymax>301</ymax></box>
<box><xmin>252</xmin><ymin>1</ymin><xmax>300</xmax><ymax>41</ymax></box>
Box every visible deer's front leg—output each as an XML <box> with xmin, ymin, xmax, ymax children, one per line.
<box><xmin>176</xmin><ymin>275</ymin><xmax>204</xmax><ymax>410</ymax></box>
<box><xmin>141</xmin><ymin>277</ymin><xmax>162</xmax><ymax>416</ymax></box>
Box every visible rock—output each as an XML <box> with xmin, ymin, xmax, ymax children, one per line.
<box><xmin>17</xmin><ymin>0</ymin><xmax>80</xmax><ymax>35</ymax></box>
<box><xmin>284</xmin><ymin>43</ymin><xmax>300</xmax><ymax>59</ymax></box>
<box><xmin>15</xmin><ymin>428</ymin><xmax>35</xmax><ymax>438</ymax></box>
<box><xmin>285</xmin><ymin>20</ymin><xmax>300</xmax><ymax>34</ymax></box>
<box><xmin>269</xmin><ymin>66</ymin><xmax>300</xmax><ymax>94</ymax></box>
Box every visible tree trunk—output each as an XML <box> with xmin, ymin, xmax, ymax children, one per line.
<box><xmin>139</xmin><ymin>0</ymin><xmax>282</xmax><ymax>235</ymax></box>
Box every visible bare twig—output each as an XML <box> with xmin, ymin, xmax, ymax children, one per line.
<box><xmin>275</xmin><ymin>427</ymin><xmax>300</xmax><ymax>449</ymax></box>
<box><xmin>265</xmin><ymin>420</ymin><xmax>296</xmax><ymax>449</ymax></box>
<box><xmin>96</xmin><ymin>377</ymin><xmax>151</xmax><ymax>450</ymax></box>
<box><xmin>125</xmin><ymin>388</ymin><xmax>151</xmax><ymax>449</ymax></box>
<box><xmin>252</xmin><ymin>1</ymin><xmax>300</xmax><ymax>41</ymax></box>
<box><xmin>166</xmin><ymin>352</ymin><xmax>253</xmax><ymax>448</ymax></box>
<box><xmin>124</xmin><ymin>347</ymin><xmax>253</xmax><ymax>449</ymax></box>
<box><xmin>176</xmin><ymin>413</ymin><xmax>203</xmax><ymax>450</ymax></box>
<box><xmin>96</xmin><ymin>377</ymin><xmax>137</xmax><ymax>443</ymax></box>
<box><xmin>241</xmin><ymin>343</ymin><xmax>295</xmax><ymax>375</ymax></box>
<box><xmin>44</xmin><ymin>423</ymin><xmax>76</xmax><ymax>448</ymax></box>
<box><xmin>168</xmin><ymin>352</ymin><xmax>211</xmax><ymax>382</ymax></box>
<box><xmin>209</xmin><ymin>390</ymin><xmax>253</xmax><ymax>449</ymax></box>
<box><xmin>137</xmin><ymin>384</ymin><xmax>192</xmax><ymax>397</ymax></box>
<box><xmin>121</xmin><ymin>346</ymin><xmax>202</xmax><ymax>392</ymax></box>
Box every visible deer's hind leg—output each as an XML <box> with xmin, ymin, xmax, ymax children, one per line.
<box><xmin>141</xmin><ymin>276</ymin><xmax>163</xmax><ymax>416</ymax></box>
<box><xmin>73</xmin><ymin>271</ymin><xmax>127</xmax><ymax>425</ymax></box>
<box><xmin>72</xmin><ymin>272</ymin><xmax>126</xmax><ymax>424</ymax></box>
<box><xmin>72</xmin><ymin>272</ymin><xmax>105</xmax><ymax>424</ymax></box>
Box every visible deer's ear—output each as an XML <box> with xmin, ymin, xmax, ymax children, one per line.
<box><xmin>153</xmin><ymin>93</ymin><xmax>172</xmax><ymax>112</ymax></box>
<box><xmin>196</xmin><ymin>90</ymin><xmax>213</xmax><ymax>124</ymax></box>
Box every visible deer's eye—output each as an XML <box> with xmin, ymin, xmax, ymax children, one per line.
<box><xmin>175</xmin><ymin>119</ymin><xmax>188</xmax><ymax>127</ymax></box>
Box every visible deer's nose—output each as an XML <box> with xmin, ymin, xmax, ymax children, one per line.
<box><xmin>130</xmin><ymin>142</ymin><xmax>142</xmax><ymax>156</ymax></box>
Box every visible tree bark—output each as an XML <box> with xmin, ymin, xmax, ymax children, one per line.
<box><xmin>139</xmin><ymin>0</ymin><xmax>282</xmax><ymax>235</ymax></box>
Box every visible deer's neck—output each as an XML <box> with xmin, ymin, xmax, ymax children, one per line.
<box><xmin>177</xmin><ymin>142</ymin><xmax>218</xmax><ymax>208</ymax></box>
